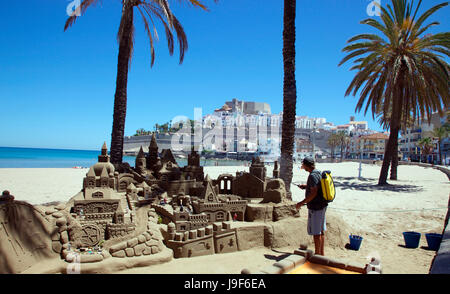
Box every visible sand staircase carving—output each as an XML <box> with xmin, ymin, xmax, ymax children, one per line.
<box><xmin>151</xmin><ymin>204</ymin><xmax>174</xmax><ymax>223</ymax></box>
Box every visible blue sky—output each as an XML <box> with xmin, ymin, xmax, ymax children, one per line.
<box><xmin>0</xmin><ymin>0</ymin><xmax>448</xmax><ymax>150</ymax></box>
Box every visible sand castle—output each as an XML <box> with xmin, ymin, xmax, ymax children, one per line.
<box><xmin>0</xmin><ymin>138</ymin><xmax>301</xmax><ymax>273</ymax></box>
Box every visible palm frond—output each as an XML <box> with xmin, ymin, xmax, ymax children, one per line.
<box><xmin>64</xmin><ymin>0</ymin><xmax>101</xmax><ymax>31</ymax></box>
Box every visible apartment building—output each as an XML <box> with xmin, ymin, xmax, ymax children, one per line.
<box><xmin>399</xmin><ymin>112</ymin><xmax>445</xmax><ymax>163</ymax></box>
<box><xmin>349</xmin><ymin>132</ymin><xmax>389</xmax><ymax>160</ymax></box>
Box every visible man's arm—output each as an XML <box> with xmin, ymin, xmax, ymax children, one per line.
<box><xmin>296</xmin><ymin>186</ymin><xmax>318</xmax><ymax>210</ymax></box>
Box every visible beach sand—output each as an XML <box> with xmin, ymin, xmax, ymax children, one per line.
<box><xmin>0</xmin><ymin>162</ymin><xmax>448</xmax><ymax>274</ymax></box>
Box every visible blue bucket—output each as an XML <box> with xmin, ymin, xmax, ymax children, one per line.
<box><xmin>349</xmin><ymin>235</ymin><xmax>363</xmax><ymax>250</ymax></box>
<box><xmin>402</xmin><ymin>231</ymin><xmax>421</xmax><ymax>248</ymax></box>
<box><xmin>425</xmin><ymin>233</ymin><xmax>442</xmax><ymax>251</ymax></box>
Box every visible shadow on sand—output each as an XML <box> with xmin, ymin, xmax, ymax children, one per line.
<box><xmin>333</xmin><ymin>176</ymin><xmax>424</xmax><ymax>193</ymax></box>
<box><xmin>264</xmin><ymin>249</ymin><xmax>292</xmax><ymax>262</ymax></box>
<box><xmin>397</xmin><ymin>244</ymin><xmax>438</xmax><ymax>252</ymax></box>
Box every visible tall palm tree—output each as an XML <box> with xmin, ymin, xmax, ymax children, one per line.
<box><xmin>327</xmin><ymin>133</ymin><xmax>340</xmax><ymax>159</ymax></box>
<box><xmin>336</xmin><ymin>131</ymin><xmax>350</xmax><ymax>161</ymax></box>
<box><xmin>339</xmin><ymin>0</ymin><xmax>449</xmax><ymax>185</ymax></box>
<box><xmin>417</xmin><ymin>137</ymin><xmax>434</xmax><ymax>162</ymax></box>
<box><xmin>280</xmin><ymin>0</ymin><xmax>297</xmax><ymax>199</ymax></box>
<box><xmin>433</xmin><ymin>125</ymin><xmax>449</xmax><ymax>164</ymax></box>
<box><xmin>64</xmin><ymin>0</ymin><xmax>215</xmax><ymax>164</ymax></box>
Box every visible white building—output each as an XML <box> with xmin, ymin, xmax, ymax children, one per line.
<box><xmin>399</xmin><ymin>112</ymin><xmax>444</xmax><ymax>163</ymax></box>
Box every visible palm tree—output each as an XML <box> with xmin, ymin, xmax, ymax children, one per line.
<box><xmin>375</xmin><ymin>103</ymin><xmax>415</xmax><ymax>179</ymax></box>
<box><xmin>339</xmin><ymin>0</ymin><xmax>449</xmax><ymax>185</ymax></box>
<box><xmin>327</xmin><ymin>133</ymin><xmax>340</xmax><ymax>159</ymax></box>
<box><xmin>280</xmin><ymin>0</ymin><xmax>297</xmax><ymax>199</ymax></box>
<box><xmin>64</xmin><ymin>0</ymin><xmax>215</xmax><ymax>164</ymax></box>
<box><xmin>433</xmin><ymin>126</ymin><xmax>449</xmax><ymax>164</ymax></box>
<box><xmin>335</xmin><ymin>131</ymin><xmax>350</xmax><ymax>161</ymax></box>
<box><xmin>417</xmin><ymin>137</ymin><xmax>434</xmax><ymax>163</ymax></box>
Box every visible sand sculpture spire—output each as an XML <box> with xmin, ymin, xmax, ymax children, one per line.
<box><xmin>101</xmin><ymin>142</ymin><xmax>107</xmax><ymax>154</ymax></box>
<box><xmin>98</xmin><ymin>142</ymin><xmax>110</xmax><ymax>163</ymax></box>
<box><xmin>137</xmin><ymin>146</ymin><xmax>145</xmax><ymax>158</ymax></box>
<box><xmin>146</xmin><ymin>133</ymin><xmax>159</xmax><ymax>169</ymax></box>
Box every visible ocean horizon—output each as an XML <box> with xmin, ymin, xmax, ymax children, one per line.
<box><xmin>0</xmin><ymin>146</ymin><xmax>245</xmax><ymax>168</ymax></box>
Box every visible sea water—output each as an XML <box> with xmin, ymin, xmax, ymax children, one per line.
<box><xmin>0</xmin><ymin>147</ymin><xmax>247</xmax><ymax>168</ymax></box>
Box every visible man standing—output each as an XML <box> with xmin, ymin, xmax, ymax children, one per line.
<box><xmin>295</xmin><ymin>157</ymin><xmax>328</xmax><ymax>256</ymax></box>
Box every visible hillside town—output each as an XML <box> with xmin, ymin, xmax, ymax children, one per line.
<box><xmin>124</xmin><ymin>98</ymin><xmax>450</xmax><ymax>165</ymax></box>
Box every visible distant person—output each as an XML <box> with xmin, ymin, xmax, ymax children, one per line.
<box><xmin>295</xmin><ymin>157</ymin><xmax>328</xmax><ymax>256</ymax></box>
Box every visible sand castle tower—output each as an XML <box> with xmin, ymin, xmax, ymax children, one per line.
<box><xmin>74</xmin><ymin>142</ymin><xmax>136</xmax><ymax>247</ymax></box>
<box><xmin>135</xmin><ymin>146</ymin><xmax>146</xmax><ymax>174</ymax></box>
<box><xmin>183</xmin><ymin>146</ymin><xmax>204</xmax><ymax>181</ymax></box>
<box><xmin>83</xmin><ymin>142</ymin><xmax>116</xmax><ymax>199</ymax></box>
<box><xmin>250</xmin><ymin>156</ymin><xmax>266</xmax><ymax>181</ymax></box>
<box><xmin>273</xmin><ymin>161</ymin><xmax>280</xmax><ymax>178</ymax></box>
<box><xmin>188</xmin><ymin>146</ymin><xmax>200</xmax><ymax>167</ymax></box>
<box><xmin>0</xmin><ymin>190</ymin><xmax>14</xmax><ymax>203</ymax></box>
<box><xmin>146</xmin><ymin>133</ymin><xmax>159</xmax><ymax>170</ymax></box>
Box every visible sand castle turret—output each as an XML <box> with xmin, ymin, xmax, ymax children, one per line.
<box><xmin>90</xmin><ymin>142</ymin><xmax>115</xmax><ymax>177</ymax></box>
<box><xmin>0</xmin><ymin>190</ymin><xmax>14</xmax><ymax>203</ymax></box>
<box><xmin>146</xmin><ymin>133</ymin><xmax>159</xmax><ymax>169</ymax></box>
<box><xmin>135</xmin><ymin>146</ymin><xmax>146</xmax><ymax>174</ymax></box>
<box><xmin>273</xmin><ymin>161</ymin><xmax>280</xmax><ymax>178</ymax></box>
<box><xmin>81</xmin><ymin>143</ymin><xmax>119</xmax><ymax>199</ymax></box>
<box><xmin>250</xmin><ymin>156</ymin><xmax>266</xmax><ymax>181</ymax></box>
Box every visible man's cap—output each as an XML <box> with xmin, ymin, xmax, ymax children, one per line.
<box><xmin>302</xmin><ymin>156</ymin><xmax>315</xmax><ymax>166</ymax></box>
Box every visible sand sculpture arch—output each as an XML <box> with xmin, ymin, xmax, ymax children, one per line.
<box><xmin>217</xmin><ymin>174</ymin><xmax>234</xmax><ymax>194</ymax></box>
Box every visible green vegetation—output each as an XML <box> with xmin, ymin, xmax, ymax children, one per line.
<box><xmin>134</xmin><ymin>128</ymin><xmax>152</xmax><ymax>136</ymax></box>
<box><xmin>416</xmin><ymin>137</ymin><xmax>434</xmax><ymax>162</ymax></box>
<box><xmin>133</xmin><ymin>118</ymin><xmax>197</xmax><ymax>136</ymax></box>
<box><xmin>327</xmin><ymin>131</ymin><xmax>350</xmax><ymax>160</ymax></box>
<box><xmin>327</xmin><ymin>133</ymin><xmax>340</xmax><ymax>159</ymax></box>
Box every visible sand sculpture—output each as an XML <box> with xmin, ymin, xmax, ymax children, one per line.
<box><xmin>0</xmin><ymin>191</ymin><xmax>60</xmax><ymax>273</ymax></box>
<box><xmin>0</xmin><ymin>138</ymin><xmax>300</xmax><ymax>273</ymax></box>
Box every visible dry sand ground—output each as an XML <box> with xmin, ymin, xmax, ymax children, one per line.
<box><xmin>0</xmin><ymin>162</ymin><xmax>448</xmax><ymax>274</ymax></box>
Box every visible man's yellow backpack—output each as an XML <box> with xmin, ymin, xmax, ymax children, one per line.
<box><xmin>320</xmin><ymin>170</ymin><xmax>336</xmax><ymax>202</ymax></box>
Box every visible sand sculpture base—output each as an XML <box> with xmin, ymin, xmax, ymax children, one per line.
<box><xmin>0</xmin><ymin>197</ymin><xmax>353</xmax><ymax>274</ymax></box>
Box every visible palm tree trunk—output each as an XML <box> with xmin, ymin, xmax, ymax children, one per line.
<box><xmin>379</xmin><ymin>100</ymin><xmax>401</xmax><ymax>185</ymax></box>
<box><xmin>279</xmin><ymin>0</ymin><xmax>297</xmax><ymax>200</ymax></box>
<box><xmin>379</xmin><ymin>134</ymin><xmax>393</xmax><ymax>185</ymax></box>
<box><xmin>390</xmin><ymin>131</ymin><xmax>399</xmax><ymax>180</ymax></box>
<box><xmin>110</xmin><ymin>4</ymin><xmax>134</xmax><ymax>165</ymax></box>
<box><xmin>379</xmin><ymin>68</ymin><xmax>406</xmax><ymax>185</ymax></box>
